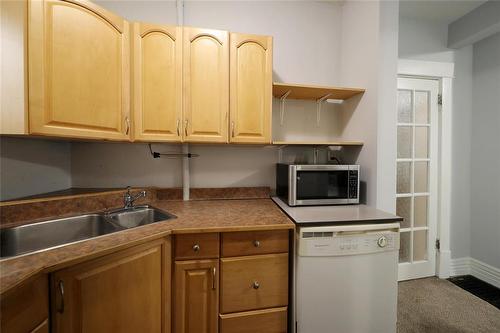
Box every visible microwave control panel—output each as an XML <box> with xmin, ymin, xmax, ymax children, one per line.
<box><xmin>348</xmin><ymin>169</ymin><xmax>358</xmax><ymax>199</ymax></box>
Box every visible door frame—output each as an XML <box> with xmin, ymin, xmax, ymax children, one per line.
<box><xmin>398</xmin><ymin>59</ymin><xmax>454</xmax><ymax>279</ymax></box>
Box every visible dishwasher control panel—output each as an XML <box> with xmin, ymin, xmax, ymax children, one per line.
<box><xmin>298</xmin><ymin>228</ymin><xmax>400</xmax><ymax>257</ymax></box>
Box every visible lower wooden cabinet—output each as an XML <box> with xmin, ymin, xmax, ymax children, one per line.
<box><xmin>0</xmin><ymin>274</ymin><xmax>49</xmax><ymax>333</ymax></box>
<box><xmin>30</xmin><ymin>319</ymin><xmax>49</xmax><ymax>333</ymax></box>
<box><xmin>174</xmin><ymin>259</ymin><xmax>219</xmax><ymax>333</ymax></box>
<box><xmin>173</xmin><ymin>230</ymin><xmax>290</xmax><ymax>333</ymax></box>
<box><xmin>51</xmin><ymin>238</ymin><xmax>171</xmax><ymax>333</ymax></box>
<box><xmin>219</xmin><ymin>307</ymin><xmax>287</xmax><ymax>333</ymax></box>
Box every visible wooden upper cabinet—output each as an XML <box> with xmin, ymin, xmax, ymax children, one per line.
<box><xmin>132</xmin><ymin>23</ymin><xmax>182</xmax><ymax>142</ymax></box>
<box><xmin>28</xmin><ymin>0</ymin><xmax>130</xmax><ymax>140</ymax></box>
<box><xmin>51</xmin><ymin>239</ymin><xmax>170</xmax><ymax>333</ymax></box>
<box><xmin>0</xmin><ymin>0</ymin><xmax>28</xmax><ymax>135</ymax></box>
<box><xmin>229</xmin><ymin>33</ymin><xmax>272</xmax><ymax>144</ymax></box>
<box><xmin>183</xmin><ymin>27</ymin><xmax>229</xmax><ymax>143</ymax></box>
<box><xmin>174</xmin><ymin>259</ymin><xmax>219</xmax><ymax>333</ymax></box>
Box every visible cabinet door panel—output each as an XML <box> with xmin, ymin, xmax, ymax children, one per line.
<box><xmin>29</xmin><ymin>0</ymin><xmax>130</xmax><ymax>140</ymax></box>
<box><xmin>230</xmin><ymin>33</ymin><xmax>272</xmax><ymax>144</ymax></box>
<box><xmin>52</xmin><ymin>239</ymin><xmax>168</xmax><ymax>333</ymax></box>
<box><xmin>174</xmin><ymin>259</ymin><xmax>218</xmax><ymax>333</ymax></box>
<box><xmin>132</xmin><ymin>23</ymin><xmax>182</xmax><ymax>142</ymax></box>
<box><xmin>183</xmin><ymin>27</ymin><xmax>228</xmax><ymax>143</ymax></box>
<box><xmin>0</xmin><ymin>274</ymin><xmax>49</xmax><ymax>333</ymax></box>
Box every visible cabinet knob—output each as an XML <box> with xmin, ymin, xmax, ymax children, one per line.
<box><xmin>253</xmin><ymin>240</ymin><xmax>261</xmax><ymax>248</ymax></box>
<box><xmin>192</xmin><ymin>244</ymin><xmax>200</xmax><ymax>252</ymax></box>
<box><xmin>252</xmin><ymin>281</ymin><xmax>260</xmax><ymax>289</ymax></box>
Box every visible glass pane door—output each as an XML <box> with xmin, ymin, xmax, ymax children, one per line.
<box><xmin>396</xmin><ymin>78</ymin><xmax>439</xmax><ymax>281</ymax></box>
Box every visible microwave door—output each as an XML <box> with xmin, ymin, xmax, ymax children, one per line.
<box><xmin>296</xmin><ymin>170</ymin><xmax>349</xmax><ymax>203</ymax></box>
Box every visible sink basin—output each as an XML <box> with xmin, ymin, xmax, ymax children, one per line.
<box><xmin>104</xmin><ymin>205</ymin><xmax>176</xmax><ymax>229</ymax></box>
<box><xmin>0</xmin><ymin>206</ymin><xmax>175</xmax><ymax>259</ymax></box>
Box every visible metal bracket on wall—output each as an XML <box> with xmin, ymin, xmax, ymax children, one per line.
<box><xmin>316</xmin><ymin>93</ymin><xmax>332</xmax><ymax>126</ymax></box>
<box><xmin>279</xmin><ymin>90</ymin><xmax>291</xmax><ymax>126</ymax></box>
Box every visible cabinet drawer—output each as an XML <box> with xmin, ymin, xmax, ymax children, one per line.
<box><xmin>220</xmin><ymin>253</ymin><xmax>288</xmax><ymax>313</ymax></box>
<box><xmin>220</xmin><ymin>307</ymin><xmax>287</xmax><ymax>333</ymax></box>
<box><xmin>175</xmin><ymin>233</ymin><xmax>219</xmax><ymax>260</ymax></box>
<box><xmin>221</xmin><ymin>230</ymin><xmax>288</xmax><ymax>257</ymax></box>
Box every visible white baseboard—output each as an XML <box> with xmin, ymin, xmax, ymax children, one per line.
<box><xmin>450</xmin><ymin>257</ymin><xmax>500</xmax><ymax>288</ymax></box>
<box><xmin>450</xmin><ymin>257</ymin><xmax>471</xmax><ymax>276</ymax></box>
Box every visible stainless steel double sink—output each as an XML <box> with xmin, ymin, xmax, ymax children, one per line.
<box><xmin>0</xmin><ymin>205</ymin><xmax>176</xmax><ymax>259</ymax></box>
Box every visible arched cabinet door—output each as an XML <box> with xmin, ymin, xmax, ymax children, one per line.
<box><xmin>229</xmin><ymin>33</ymin><xmax>272</xmax><ymax>144</ymax></box>
<box><xmin>183</xmin><ymin>27</ymin><xmax>229</xmax><ymax>143</ymax></box>
<box><xmin>132</xmin><ymin>23</ymin><xmax>182</xmax><ymax>142</ymax></box>
<box><xmin>29</xmin><ymin>0</ymin><xmax>131</xmax><ymax>140</ymax></box>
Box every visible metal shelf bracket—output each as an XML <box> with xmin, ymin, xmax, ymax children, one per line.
<box><xmin>279</xmin><ymin>90</ymin><xmax>292</xmax><ymax>126</ymax></box>
<box><xmin>316</xmin><ymin>93</ymin><xmax>332</xmax><ymax>126</ymax></box>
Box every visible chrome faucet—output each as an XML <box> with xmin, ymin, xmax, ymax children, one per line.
<box><xmin>123</xmin><ymin>187</ymin><xmax>147</xmax><ymax>208</ymax></box>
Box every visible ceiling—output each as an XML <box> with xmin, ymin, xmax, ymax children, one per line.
<box><xmin>399</xmin><ymin>0</ymin><xmax>487</xmax><ymax>24</ymax></box>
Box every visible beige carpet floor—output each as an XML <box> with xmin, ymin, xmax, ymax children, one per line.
<box><xmin>398</xmin><ymin>277</ymin><xmax>500</xmax><ymax>333</ymax></box>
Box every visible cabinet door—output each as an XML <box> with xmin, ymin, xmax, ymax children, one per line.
<box><xmin>51</xmin><ymin>239</ymin><xmax>170</xmax><ymax>333</ymax></box>
<box><xmin>183</xmin><ymin>27</ymin><xmax>228</xmax><ymax>143</ymax></box>
<box><xmin>174</xmin><ymin>259</ymin><xmax>219</xmax><ymax>333</ymax></box>
<box><xmin>132</xmin><ymin>23</ymin><xmax>182</xmax><ymax>142</ymax></box>
<box><xmin>229</xmin><ymin>33</ymin><xmax>272</xmax><ymax>144</ymax></box>
<box><xmin>29</xmin><ymin>0</ymin><xmax>130</xmax><ymax>140</ymax></box>
<box><xmin>0</xmin><ymin>274</ymin><xmax>49</xmax><ymax>333</ymax></box>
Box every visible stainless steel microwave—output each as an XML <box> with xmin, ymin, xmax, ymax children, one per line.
<box><xmin>276</xmin><ymin>164</ymin><xmax>360</xmax><ymax>206</ymax></box>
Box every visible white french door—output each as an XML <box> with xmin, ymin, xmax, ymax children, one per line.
<box><xmin>396</xmin><ymin>77</ymin><xmax>439</xmax><ymax>281</ymax></box>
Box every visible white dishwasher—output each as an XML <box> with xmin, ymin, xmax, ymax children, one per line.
<box><xmin>295</xmin><ymin>222</ymin><xmax>400</xmax><ymax>333</ymax></box>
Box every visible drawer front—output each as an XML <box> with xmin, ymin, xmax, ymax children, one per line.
<box><xmin>221</xmin><ymin>230</ymin><xmax>289</xmax><ymax>257</ymax></box>
<box><xmin>221</xmin><ymin>253</ymin><xmax>288</xmax><ymax>313</ymax></box>
<box><xmin>220</xmin><ymin>307</ymin><xmax>287</xmax><ymax>333</ymax></box>
<box><xmin>175</xmin><ymin>233</ymin><xmax>219</xmax><ymax>260</ymax></box>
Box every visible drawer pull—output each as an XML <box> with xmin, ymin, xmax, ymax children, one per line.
<box><xmin>58</xmin><ymin>280</ymin><xmax>65</xmax><ymax>313</ymax></box>
<box><xmin>253</xmin><ymin>240</ymin><xmax>261</xmax><ymax>248</ymax></box>
<box><xmin>212</xmin><ymin>267</ymin><xmax>217</xmax><ymax>290</ymax></box>
<box><xmin>252</xmin><ymin>281</ymin><xmax>260</xmax><ymax>290</ymax></box>
<box><xmin>192</xmin><ymin>244</ymin><xmax>200</xmax><ymax>252</ymax></box>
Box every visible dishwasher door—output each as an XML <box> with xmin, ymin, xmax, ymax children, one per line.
<box><xmin>295</xmin><ymin>223</ymin><xmax>400</xmax><ymax>333</ymax></box>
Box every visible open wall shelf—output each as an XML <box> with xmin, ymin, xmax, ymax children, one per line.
<box><xmin>273</xmin><ymin>82</ymin><xmax>365</xmax><ymax>126</ymax></box>
<box><xmin>272</xmin><ymin>140</ymin><xmax>364</xmax><ymax>147</ymax></box>
<box><xmin>272</xmin><ymin>82</ymin><xmax>365</xmax><ymax>100</ymax></box>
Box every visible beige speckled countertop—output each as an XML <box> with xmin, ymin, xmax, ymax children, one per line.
<box><xmin>0</xmin><ymin>198</ymin><xmax>294</xmax><ymax>295</ymax></box>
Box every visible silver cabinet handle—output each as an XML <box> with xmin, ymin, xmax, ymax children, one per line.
<box><xmin>212</xmin><ymin>267</ymin><xmax>216</xmax><ymax>290</ymax></box>
<box><xmin>176</xmin><ymin>119</ymin><xmax>180</xmax><ymax>136</ymax></box>
<box><xmin>184</xmin><ymin>119</ymin><xmax>189</xmax><ymax>137</ymax></box>
<box><xmin>192</xmin><ymin>244</ymin><xmax>200</xmax><ymax>252</ymax></box>
<box><xmin>253</xmin><ymin>240</ymin><xmax>261</xmax><ymax>248</ymax></box>
<box><xmin>252</xmin><ymin>281</ymin><xmax>260</xmax><ymax>290</ymax></box>
<box><xmin>125</xmin><ymin>117</ymin><xmax>130</xmax><ymax>135</ymax></box>
<box><xmin>231</xmin><ymin>121</ymin><xmax>235</xmax><ymax>138</ymax></box>
<box><xmin>58</xmin><ymin>280</ymin><xmax>65</xmax><ymax>313</ymax></box>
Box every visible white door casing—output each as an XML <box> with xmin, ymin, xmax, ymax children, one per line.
<box><xmin>397</xmin><ymin>77</ymin><xmax>439</xmax><ymax>281</ymax></box>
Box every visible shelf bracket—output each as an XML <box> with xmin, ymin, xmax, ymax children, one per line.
<box><xmin>279</xmin><ymin>90</ymin><xmax>292</xmax><ymax>126</ymax></box>
<box><xmin>316</xmin><ymin>93</ymin><xmax>332</xmax><ymax>126</ymax></box>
